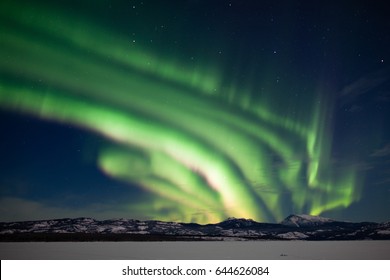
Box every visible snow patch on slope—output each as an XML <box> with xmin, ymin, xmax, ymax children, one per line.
<box><xmin>277</xmin><ymin>231</ymin><xmax>309</xmax><ymax>240</ymax></box>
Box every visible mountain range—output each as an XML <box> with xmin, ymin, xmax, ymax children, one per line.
<box><xmin>1</xmin><ymin>214</ymin><xmax>389</xmax><ymax>241</ymax></box>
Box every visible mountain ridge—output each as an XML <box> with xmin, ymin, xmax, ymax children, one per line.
<box><xmin>1</xmin><ymin>214</ymin><xmax>389</xmax><ymax>241</ymax></box>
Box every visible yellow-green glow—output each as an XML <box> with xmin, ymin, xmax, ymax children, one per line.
<box><xmin>0</xmin><ymin>0</ymin><xmax>362</xmax><ymax>223</ymax></box>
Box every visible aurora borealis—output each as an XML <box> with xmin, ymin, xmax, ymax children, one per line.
<box><xmin>0</xmin><ymin>0</ymin><xmax>389</xmax><ymax>223</ymax></box>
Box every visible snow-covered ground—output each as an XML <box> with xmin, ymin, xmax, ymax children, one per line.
<box><xmin>0</xmin><ymin>241</ymin><xmax>389</xmax><ymax>259</ymax></box>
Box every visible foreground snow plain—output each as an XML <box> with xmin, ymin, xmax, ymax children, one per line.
<box><xmin>1</xmin><ymin>241</ymin><xmax>389</xmax><ymax>259</ymax></box>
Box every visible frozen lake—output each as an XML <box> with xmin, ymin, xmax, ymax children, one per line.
<box><xmin>1</xmin><ymin>241</ymin><xmax>389</xmax><ymax>259</ymax></box>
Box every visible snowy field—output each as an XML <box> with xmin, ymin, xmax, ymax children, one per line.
<box><xmin>1</xmin><ymin>241</ymin><xmax>389</xmax><ymax>259</ymax></box>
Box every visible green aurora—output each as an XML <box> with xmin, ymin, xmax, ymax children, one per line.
<box><xmin>0</xmin><ymin>1</ymin><xmax>366</xmax><ymax>223</ymax></box>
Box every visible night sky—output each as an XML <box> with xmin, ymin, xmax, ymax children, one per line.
<box><xmin>0</xmin><ymin>0</ymin><xmax>389</xmax><ymax>224</ymax></box>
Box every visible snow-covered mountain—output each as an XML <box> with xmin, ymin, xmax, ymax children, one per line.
<box><xmin>0</xmin><ymin>215</ymin><xmax>389</xmax><ymax>241</ymax></box>
<box><xmin>281</xmin><ymin>214</ymin><xmax>335</xmax><ymax>227</ymax></box>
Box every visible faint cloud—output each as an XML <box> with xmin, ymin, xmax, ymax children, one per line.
<box><xmin>374</xmin><ymin>176</ymin><xmax>390</xmax><ymax>186</ymax></box>
<box><xmin>339</xmin><ymin>68</ymin><xmax>390</xmax><ymax>105</ymax></box>
<box><xmin>370</xmin><ymin>143</ymin><xmax>390</xmax><ymax>157</ymax></box>
<box><xmin>376</xmin><ymin>91</ymin><xmax>390</xmax><ymax>102</ymax></box>
<box><xmin>351</xmin><ymin>161</ymin><xmax>375</xmax><ymax>171</ymax></box>
<box><xmin>345</xmin><ymin>104</ymin><xmax>363</xmax><ymax>113</ymax></box>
